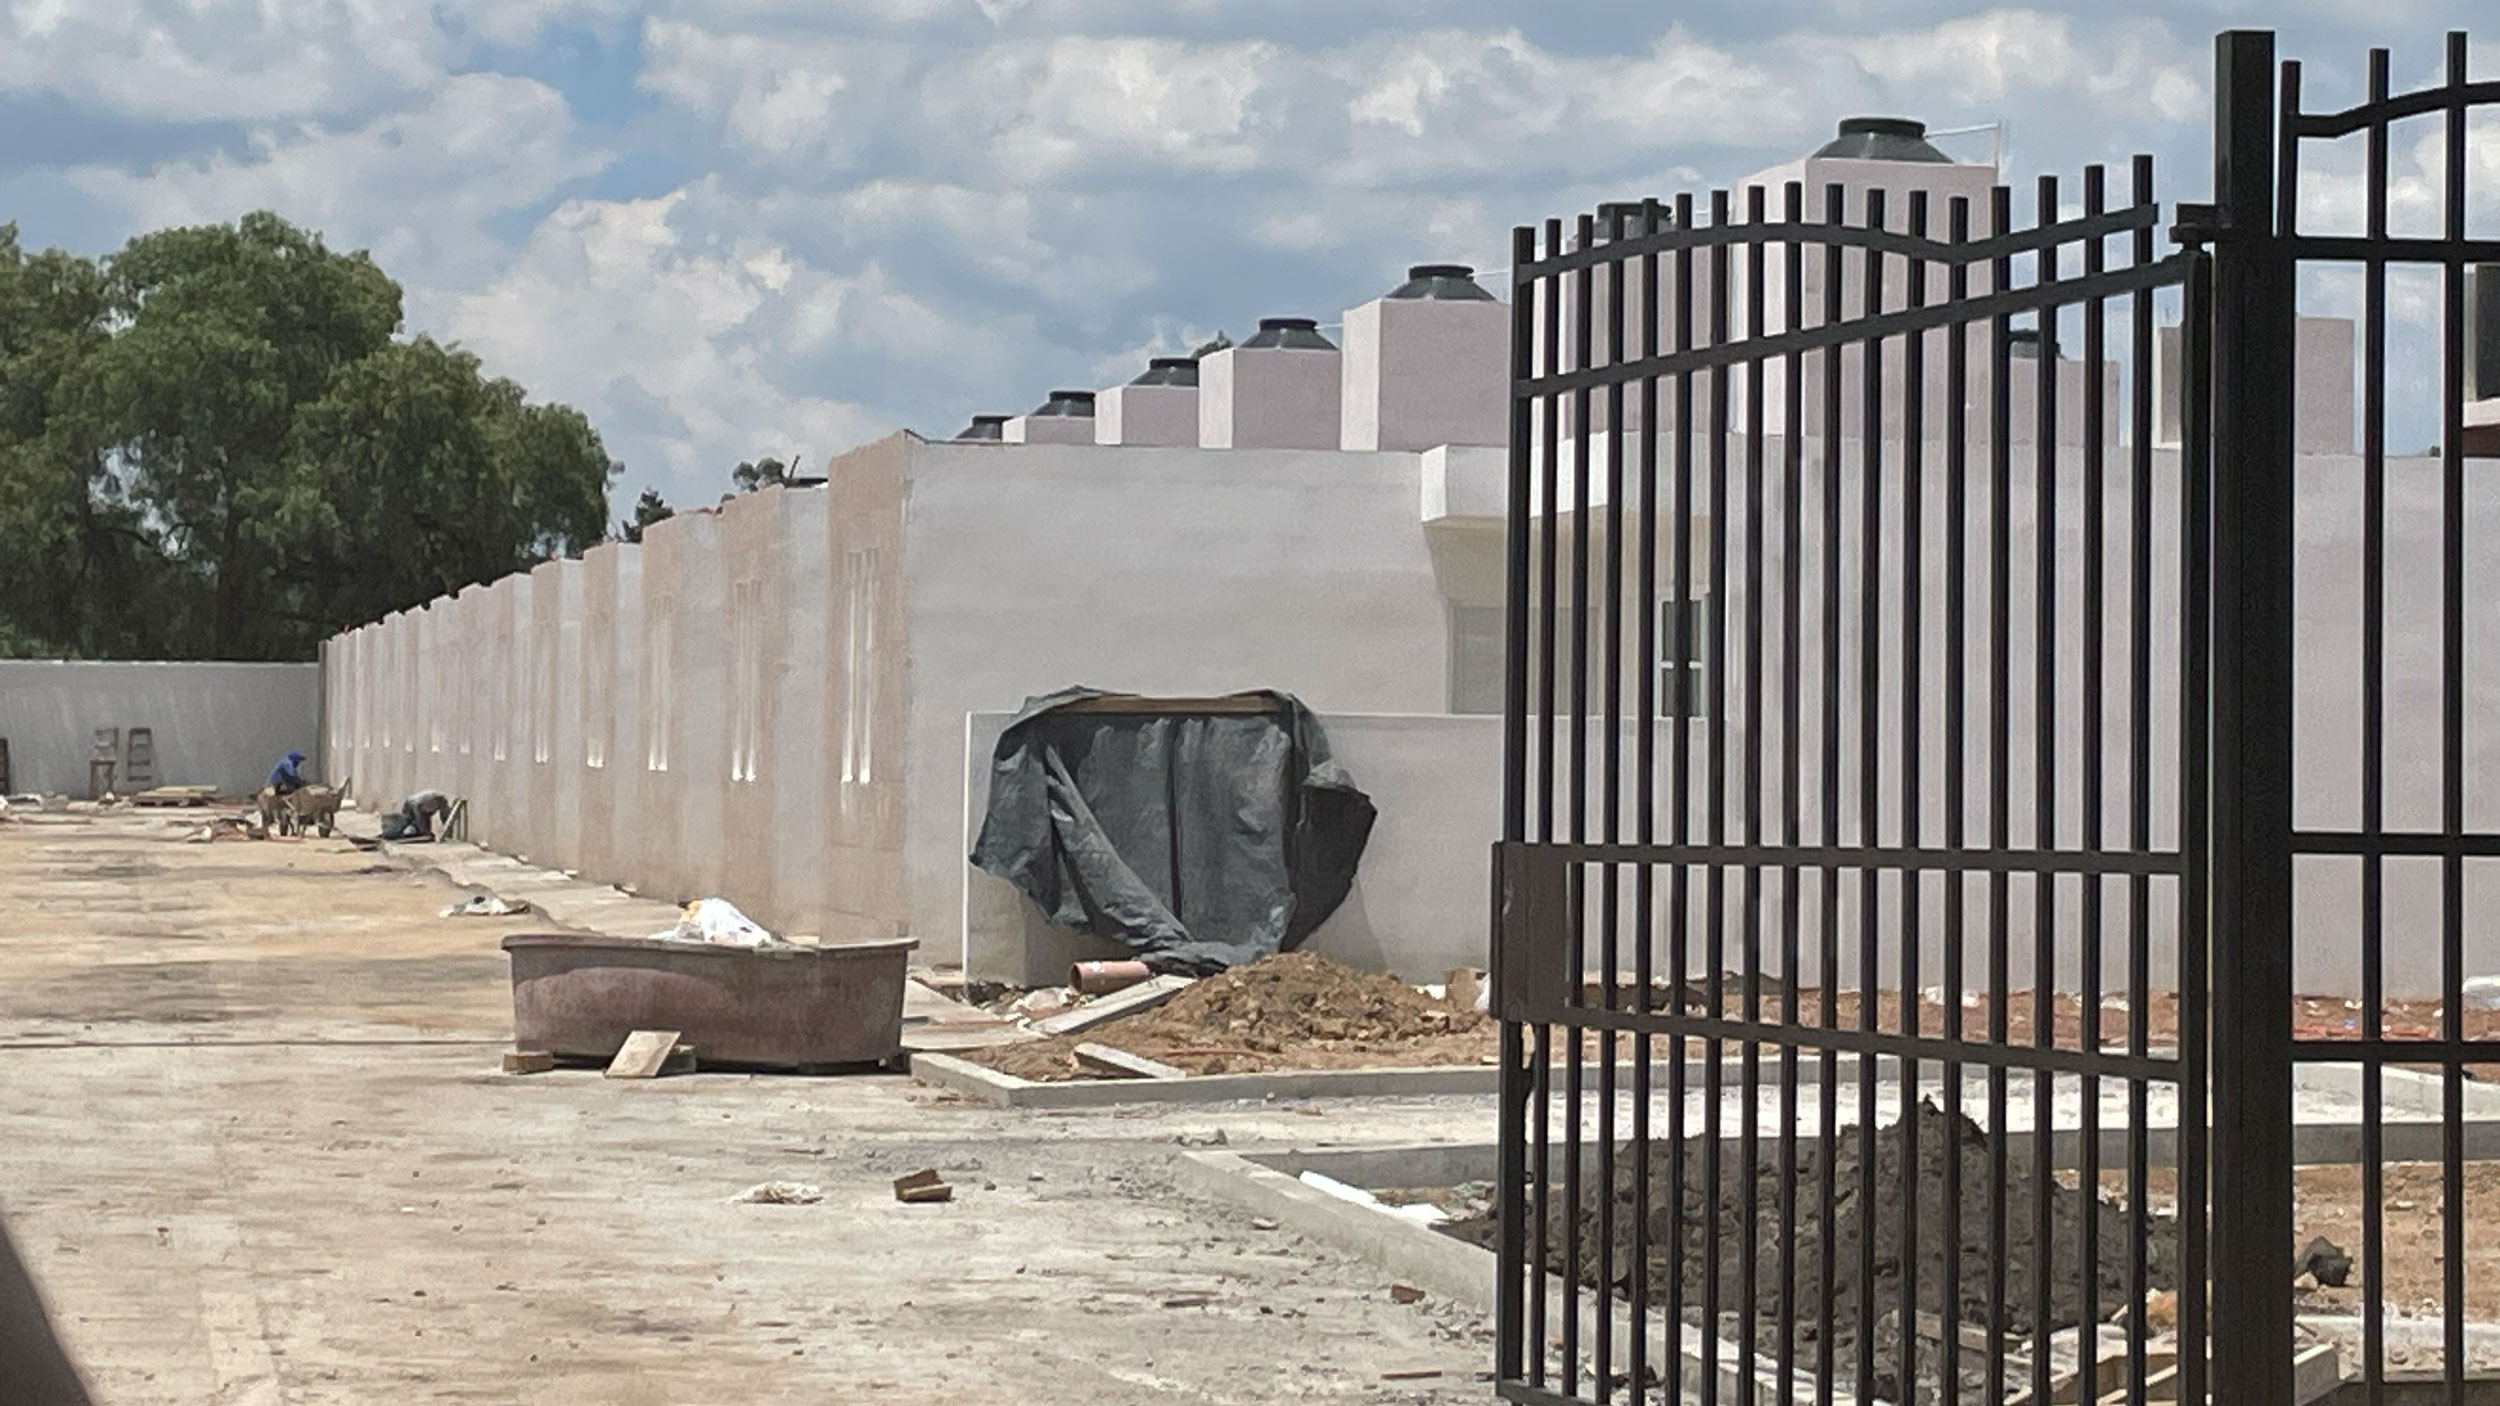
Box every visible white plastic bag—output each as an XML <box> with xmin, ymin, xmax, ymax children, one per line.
<box><xmin>669</xmin><ymin>897</ymin><xmax>775</xmax><ymax>947</ymax></box>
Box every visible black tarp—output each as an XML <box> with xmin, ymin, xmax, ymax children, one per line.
<box><xmin>967</xmin><ymin>688</ymin><xmax>1375</xmax><ymax>977</ymax></box>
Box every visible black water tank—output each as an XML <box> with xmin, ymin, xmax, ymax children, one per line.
<box><xmin>1030</xmin><ymin>390</ymin><xmax>1097</xmax><ymax>417</ymax></box>
<box><xmin>1386</xmin><ymin>264</ymin><xmax>1495</xmax><ymax>301</ymax></box>
<box><xmin>1813</xmin><ymin>117</ymin><xmax>1952</xmax><ymax>163</ymax></box>
<box><xmin>1130</xmin><ymin>356</ymin><xmax>1201</xmax><ymax>387</ymax></box>
<box><xmin>1242</xmin><ymin>316</ymin><xmax>1337</xmax><ymax>351</ymax></box>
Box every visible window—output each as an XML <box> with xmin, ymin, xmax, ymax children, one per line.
<box><xmin>728</xmin><ymin>579</ymin><xmax>763</xmax><ymax>783</ymax></box>
<box><xmin>1446</xmin><ymin>600</ymin><xmax>1708</xmax><ymax>718</ymax></box>
<box><xmin>645</xmin><ymin>605</ymin><xmax>676</xmax><ymax>773</ymax></box>
<box><xmin>841</xmin><ymin>550</ymin><xmax>879</xmax><ymax>786</ymax></box>
<box><xmin>1660</xmin><ymin>597</ymin><xmax>1709</xmax><ymax>718</ymax></box>
<box><xmin>531</xmin><ymin>636</ymin><xmax>554</xmax><ymax>765</ymax></box>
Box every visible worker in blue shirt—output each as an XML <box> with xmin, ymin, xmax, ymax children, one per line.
<box><xmin>267</xmin><ymin>751</ymin><xmax>308</xmax><ymax>797</ymax></box>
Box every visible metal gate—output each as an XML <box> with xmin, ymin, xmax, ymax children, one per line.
<box><xmin>2221</xmin><ymin>26</ymin><xmax>2500</xmax><ymax>1406</ymax></box>
<box><xmin>1492</xmin><ymin>26</ymin><xmax>2500</xmax><ymax>1406</ymax></box>
<box><xmin>1493</xmin><ymin>107</ymin><xmax>2208</xmax><ymax>1406</ymax></box>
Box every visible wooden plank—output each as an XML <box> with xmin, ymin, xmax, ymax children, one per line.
<box><xmin>1072</xmin><ymin>1043</ymin><xmax>1187</xmax><ymax>1080</ymax></box>
<box><xmin>501</xmin><ymin>1051</ymin><xmax>555</xmax><ymax>1074</ymax></box>
<box><xmin>1031</xmin><ymin>974</ymin><xmax>1193</xmax><ymax>1036</ymax></box>
<box><xmin>892</xmin><ymin>1168</ymin><xmax>954</xmax><ymax>1204</ymax></box>
<box><xmin>605</xmin><ymin>1030</ymin><xmax>684</xmax><ymax>1079</ymax></box>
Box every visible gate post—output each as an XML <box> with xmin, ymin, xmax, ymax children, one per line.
<box><xmin>2205</xmin><ymin>28</ymin><xmax>2297</xmax><ymax>1404</ymax></box>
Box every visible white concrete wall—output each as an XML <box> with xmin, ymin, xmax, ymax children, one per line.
<box><xmin>1200</xmin><ymin>346</ymin><xmax>1343</xmax><ymax>450</ymax></box>
<box><xmin>3</xmin><ymin>660</ymin><xmax>319</xmax><ymax>797</ymax></box>
<box><xmin>1341</xmin><ymin>296</ymin><xmax>1510</xmax><ymax>452</ymax></box>
<box><xmin>960</xmin><ymin>709</ymin><xmax>1505</xmax><ymax>984</ymax></box>
<box><xmin>1005</xmin><ymin>414</ymin><xmax>1093</xmax><ymax>445</ymax></box>
<box><xmin>902</xmin><ymin>439</ymin><xmax>1454</xmax><ymax>963</ymax></box>
<box><xmin>1096</xmin><ymin>384</ymin><xmax>1199</xmax><ymax>446</ymax></box>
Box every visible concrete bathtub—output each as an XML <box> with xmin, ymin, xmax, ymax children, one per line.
<box><xmin>501</xmin><ymin>933</ymin><xmax>918</xmax><ymax>1070</ymax></box>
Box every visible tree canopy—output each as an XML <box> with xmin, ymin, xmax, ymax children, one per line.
<box><xmin>0</xmin><ymin>212</ymin><xmax>618</xmax><ymax>661</ymax></box>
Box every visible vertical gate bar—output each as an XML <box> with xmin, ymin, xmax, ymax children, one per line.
<box><xmin>1985</xmin><ymin>179</ymin><xmax>2016</xmax><ymax>1405</ymax></box>
<box><xmin>1597</xmin><ymin>202</ymin><xmax>1629</xmax><ymax>1405</ymax></box>
<box><xmin>2359</xmin><ymin>45</ymin><xmax>2390</xmax><ymax>1406</ymax></box>
<box><xmin>1701</xmin><ymin>186</ymin><xmax>1733</xmax><ymax>1406</ymax></box>
<box><xmin>1630</xmin><ymin>194</ymin><xmax>1663</xmax><ymax>1405</ymax></box>
<box><xmin>2178</xmin><ymin>241</ymin><xmax>2215</xmax><ymax>1406</ymax></box>
<box><xmin>1499</xmin><ymin>222</ymin><xmax>1536</xmax><ymax>1389</ymax></box>
<box><xmin>1817</xmin><ymin>180</ymin><xmax>1847</xmax><ymax>1406</ymax></box>
<box><xmin>2029</xmin><ymin>171</ymin><xmax>2060</xmax><ymax>1406</ymax></box>
<box><xmin>1855</xmin><ymin>184</ymin><xmax>1886</xmax><ymax>1405</ymax></box>
<box><xmin>2076</xmin><ymin>162</ymin><xmax>2107</xmax><ymax>1406</ymax></box>
<box><xmin>2125</xmin><ymin>152</ymin><xmax>2156</xmax><ymax>1406</ymax></box>
<box><xmin>2208</xmin><ymin>27</ymin><xmax>2295</xmax><ymax>1405</ymax></box>
<box><xmin>1942</xmin><ymin>192</ymin><xmax>1973</xmax><ymax>1406</ymax></box>
<box><xmin>1667</xmin><ymin>189</ymin><xmax>1697</xmax><ymax>1406</ymax></box>
<box><xmin>1564</xmin><ymin>209</ymin><xmax>1596</xmax><ymax>1400</ymax></box>
<box><xmin>2440</xmin><ymin>32</ymin><xmax>2468</xmax><ymax>1406</ymax></box>
<box><xmin>1898</xmin><ymin>187</ymin><xmax>1931</xmax><ymax>1406</ymax></box>
<box><xmin>1777</xmin><ymin>179</ymin><xmax>1807</xmax><ymax>1403</ymax></box>
<box><xmin>1531</xmin><ymin>213</ymin><xmax>1565</xmax><ymax>1391</ymax></box>
<box><xmin>1739</xmin><ymin>182</ymin><xmax>1770</xmax><ymax>1391</ymax></box>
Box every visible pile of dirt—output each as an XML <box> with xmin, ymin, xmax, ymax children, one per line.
<box><xmin>968</xmin><ymin>951</ymin><xmax>1490</xmax><ymax>1080</ymax></box>
<box><xmin>1444</xmin><ymin>1100</ymin><xmax>2179</xmax><ymax>1404</ymax></box>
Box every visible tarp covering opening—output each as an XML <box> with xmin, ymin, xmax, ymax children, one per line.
<box><xmin>968</xmin><ymin>688</ymin><xmax>1376</xmax><ymax>977</ymax></box>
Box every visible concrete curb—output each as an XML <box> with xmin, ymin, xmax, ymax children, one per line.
<box><xmin>908</xmin><ymin>1051</ymin><xmax>1835</xmax><ymax>1110</ymax></box>
<box><xmin>1172</xmin><ymin>1147</ymin><xmax>1840</xmax><ymax>1404</ymax></box>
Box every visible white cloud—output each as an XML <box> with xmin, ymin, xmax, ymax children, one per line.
<box><xmin>0</xmin><ymin>0</ymin><xmax>441</xmax><ymax>123</ymax></box>
<box><xmin>638</xmin><ymin>20</ymin><xmax>913</xmax><ymax>164</ymax></box>
<box><xmin>1797</xmin><ymin>9</ymin><xmax>2206</xmax><ymax>123</ymax></box>
<box><xmin>71</xmin><ymin>73</ymin><xmax>606</xmax><ymax>294</ymax></box>
<box><xmin>443</xmin><ymin>183</ymin><xmax>1035</xmax><ymax>494</ymax></box>
<box><xmin>924</xmin><ymin>35</ymin><xmax>1286</xmax><ymax>180</ymax></box>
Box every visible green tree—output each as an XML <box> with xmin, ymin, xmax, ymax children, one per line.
<box><xmin>281</xmin><ymin>337</ymin><xmax>616</xmax><ymax>633</ymax></box>
<box><xmin>621</xmin><ymin>488</ymin><xmax>674</xmax><ymax>543</ymax></box>
<box><xmin>74</xmin><ymin>212</ymin><xmax>403</xmax><ymax>657</ymax></box>
<box><xmin>0</xmin><ymin>211</ymin><xmax>621</xmax><ymax>661</ymax></box>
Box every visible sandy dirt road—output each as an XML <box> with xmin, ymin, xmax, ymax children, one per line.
<box><xmin>0</xmin><ymin>811</ymin><xmax>1496</xmax><ymax>1404</ymax></box>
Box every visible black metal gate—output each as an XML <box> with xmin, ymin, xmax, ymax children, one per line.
<box><xmin>1492</xmin><ymin>26</ymin><xmax>2500</xmax><ymax>1406</ymax></box>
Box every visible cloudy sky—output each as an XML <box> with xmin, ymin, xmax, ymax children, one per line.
<box><xmin>4</xmin><ymin>0</ymin><xmax>2490</xmax><ymax>516</ymax></box>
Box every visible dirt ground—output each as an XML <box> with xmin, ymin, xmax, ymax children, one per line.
<box><xmin>0</xmin><ymin>811</ymin><xmax>1497</xmax><ymax>1404</ymax></box>
<box><xmin>967</xmin><ymin>958</ymin><xmax>2485</xmax><ymax>1084</ymax></box>
<box><xmin>2105</xmin><ymin>1162</ymin><xmax>2500</xmax><ymax>1323</ymax></box>
<box><xmin>971</xmin><ymin>952</ymin><xmax>1496</xmax><ymax>1080</ymax></box>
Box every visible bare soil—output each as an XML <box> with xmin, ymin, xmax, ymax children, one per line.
<box><xmin>970</xmin><ymin>955</ymin><xmax>2490</xmax><ymax>1081</ymax></box>
<box><xmin>2109</xmin><ymin>1162</ymin><xmax>2500</xmax><ymax>1322</ymax></box>
<box><xmin>1446</xmin><ymin>1099</ymin><xmax>2180</xmax><ymax>1404</ymax></box>
<box><xmin>970</xmin><ymin>951</ymin><xmax>1495</xmax><ymax>1080</ymax></box>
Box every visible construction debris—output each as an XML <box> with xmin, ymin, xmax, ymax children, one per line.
<box><xmin>728</xmin><ymin>1181</ymin><xmax>823</xmax><ymax>1205</ymax></box>
<box><xmin>2297</xmin><ymin>1235</ymin><xmax>2352</xmax><ymax>1288</ymax></box>
<box><xmin>1387</xmin><ymin>1283</ymin><xmax>1425</xmax><ymax>1305</ymax></box>
<box><xmin>1071</xmin><ymin>1042</ymin><xmax>1187</xmax><ymax>1080</ymax></box>
<box><xmin>501</xmin><ymin>1051</ymin><xmax>556</xmax><ymax>1075</ymax></box>
<box><xmin>443</xmin><ymin>894</ymin><xmax>528</xmax><ymax>918</ymax></box>
<box><xmin>659</xmin><ymin>897</ymin><xmax>777</xmax><ymax>948</ymax></box>
<box><xmin>1071</xmin><ymin>959</ymin><xmax>1152</xmax><ymax>995</ymax></box>
<box><xmin>129</xmin><ymin>785</ymin><xmax>218</xmax><ymax>808</ymax></box>
<box><xmin>604</xmin><ymin>1030</ymin><xmax>692</xmax><ymax>1079</ymax></box>
<box><xmin>892</xmin><ymin>1169</ymin><xmax>953</xmax><ymax>1204</ymax></box>
<box><xmin>1029</xmin><ymin>974</ymin><xmax>1194</xmax><ymax>1036</ymax></box>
